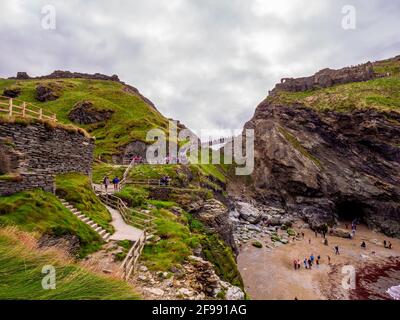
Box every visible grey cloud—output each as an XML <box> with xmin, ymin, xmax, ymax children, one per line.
<box><xmin>0</xmin><ymin>0</ymin><xmax>399</xmax><ymax>137</ymax></box>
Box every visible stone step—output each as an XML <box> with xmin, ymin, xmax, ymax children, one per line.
<box><xmin>82</xmin><ymin>217</ymin><xmax>90</xmax><ymax>222</ymax></box>
<box><xmin>78</xmin><ymin>214</ymin><xmax>85</xmax><ymax>219</ymax></box>
<box><xmin>99</xmin><ymin>229</ymin><xmax>107</xmax><ymax>236</ymax></box>
<box><xmin>71</xmin><ymin>208</ymin><xmax>78</xmax><ymax>213</ymax></box>
<box><xmin>95</xmin><ymin>227</ymin><xmax>102</xmax><ymax>232</ymax></box>
<box><xmin>103</xmin><ymin>233</ymin><xmax>111</xmax><ymax>241</ymax></box>
<box><xmin>73</xmin><ymin>211</ymin><xmax>81</xmax><ymax>216</ymax></box>
<box><xmin>88</xmin><ymin>222</ymin><xmax>98</xmax><ymax>228</ymax></box>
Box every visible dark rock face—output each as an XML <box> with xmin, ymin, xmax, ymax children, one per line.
<box><xmin>193</xmin><ymin>199</ymin><xmax>238</xmax><ymax>254</ymax></box>
<box><xmin>38</xmin><ymin>234</ymin><xmax>81</xmax><ymax>257</ymax></box>
<box><xmin>3</xmin><ymin>87</ymin><xmax>21</xmax><ymax>98</ymax></box>
<box><xmin>245</xmin><ymin>101</ymin><xmax>400</xmax><ymax>237</ymax></box>
<box><xmin>9</xmin><ymin>70</ymin><xmax>119</xmax><ymax>82</ymax></box>
<box><xmin>35</xmin><ymin>83</ymin><xmax>61</xmax><ymax>102</ymax></box>
<box><xmin>271</xmin><ymin>62</ymin><xmax>375</xmax><ymax>94</ymax></box>
<box><xmin>68</xmin><ymin>101</ymin><xmax>114</xmax><ymax>124</ymax></box>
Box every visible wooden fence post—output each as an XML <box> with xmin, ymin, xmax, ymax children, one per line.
<box><xmin>39</xmin><ymin>108</ymin><xmax>43</xmax><ymax>120</ymax></box>
<box><xmin>22</xmin><ymin>102</ymin><xmax>26</xmax><ymax>118</ymax></box>
<box><xmin>8</xmin><ymin>98</ymin><xmax>13</xmax><ymax>117</ymax></box>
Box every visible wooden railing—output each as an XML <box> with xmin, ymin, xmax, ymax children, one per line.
<box><xmin>119</xmin><ymin>231</ymin><xmax>147</xmax><ymax>280</ymax></box>
<box><xmin>93</xmin><ymin>185</ymin><xmax>156</xmax><ymax>234</ymax></box>
<box><xmin>0</xmin><ymin>96</ymin><xmax>57</xmax><ymax>122</ymax></box>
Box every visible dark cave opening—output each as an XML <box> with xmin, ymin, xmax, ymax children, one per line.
<box><xmin>336</xmin><ymin>199</ymin><xmax>366</xmax><ymax>223</ymax></box>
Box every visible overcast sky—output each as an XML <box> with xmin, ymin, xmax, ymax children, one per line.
<box><xmin>1</xmin><ymin>0</ymin><xmax>399</xmax><ymax>136</ymax></box>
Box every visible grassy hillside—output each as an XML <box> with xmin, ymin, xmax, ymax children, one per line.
<box><xmin>0</xmin><ymin>189</ymin><xmax>102</xmax><ymax>257</ymax></box>
<box><xmin>0</xmin><ymin>78</ymin><xmax>169</xmax><ymax>159</ymax></box>
<box><xmin>0</xmin><ymin>227</ymin><xmax>139</xmax><ymax>300</ymax></box>
<box><xmin>269</xmin><ymin>58</ymin><xmax>400</xmax><ymax>114</ymax></box>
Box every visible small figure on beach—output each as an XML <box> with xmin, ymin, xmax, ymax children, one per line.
<box><xmin>361</xmin><ymin>241</ymin><xmax>366</xmax><ymax>249</ymax></box>
<box><xmin>303</xmin><ymin>258</ymin><xmax>308</xmax><ymax>269</ymax></box>
<box><xmin>334</xmin><ymin>245</ymin><xmax>340</xmax><ymax>255</ymax></box>
<box><xmin>310</xmin><ymin>254</ymin><xmax>315</xmax><ymax>265</ymax></box>
<box><xmin>324</xmin><ymin>238</ymin><xmax>329</xmax><ymax>246</ymax></box>
<box><xmin>388</xmin><ymin>241</ymin><xmax>393</xmax><ymax>250</ymax></box>
<box><xmin>308</xmin><ymin>259</ymin><xmax>312</xmax><ymax>270</ymax></box>
<box><xmin>309</xmin><ymin>239</ymin><xmax>311</xmax><ymax>245</ymax></box>
<box><xmin>327</xmin><ymin>255</ymin><xmax>331</xmax><ymax>264</ymax></box>
<box><xmin>315</xmin><ymin>230</ymin><xmax>318</xmax><ymax>238</ymax></box>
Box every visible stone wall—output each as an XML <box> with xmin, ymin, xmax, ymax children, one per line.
<box><xmin>270</xmin><ymin>62</ymin><xmax>376</xmax><ymax>94</ymax></box>
<box><xmin>0</xmin><ymin>121</ymin><xmax>94</xmax><ymax>195</ymax></box>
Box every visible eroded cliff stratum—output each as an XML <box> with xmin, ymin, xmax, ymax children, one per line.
<box><xmin>244</xmin><ymin>56</ymin><xmax>400</xmax><ymax>237</ymax></box>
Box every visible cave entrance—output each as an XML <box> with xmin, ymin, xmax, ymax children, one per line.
<box><xmin>336</xmin><ymin>199</ymin><xmax>366</xmax><ymax>223</ymax></box>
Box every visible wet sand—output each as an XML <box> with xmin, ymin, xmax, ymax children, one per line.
<box><xmin>237</xmin><ymin>221</ymin><xmax>400</xmax><ymax>300</ymax></box>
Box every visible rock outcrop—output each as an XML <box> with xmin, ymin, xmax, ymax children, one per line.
<box><xmin>245</xmin><ymin>100</ymin><xmax>400</xmax><ymax>236</ymax></box>
<box><xmin>193</xmin><ymin>199</ymin><xmax>238</xmax><ymax>253</ymax></box>
<box><xmin>35</xmin><ymin>83</ymin><xmax>62</xmax><ymax>102</ymax></box>
<box><xmin>3</xmin><ymin>87</ymin><xmax>21</xmax><ymax>98</ymax></box>
<box><xmin>270</xmin><ymin>62</ymin><xmax>375</xmax><ymax>95</ymax></box>
<box><xmin>68</xmin><ymin>101</ymin><xmax>114</xmax><ymax>124</ymax></box>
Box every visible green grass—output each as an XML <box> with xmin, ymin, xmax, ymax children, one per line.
<box><xmin>114</xmin><ymin>186</ymin><xmax>149</xmax><ymax>208</ymax></box>
<box><xmin>0</xmin><ymin>189</ymin><xmax>102</xmax><ymax>257</ymax></box>
<box><xmin>0</xmin><ymin>78</ymin><xmax>169</xmax><ymax>160</ymax></box>
<box><xmin>55</xmin><ymin>173</ymin><xmax>114</xmax><ymax>234</ymax></box>
<box><xmin>270</xmin><ymin>69</ymin><xmax>400</xmax><ymax>114</ymax></box>
<box><xmin>0</xmin><ymin>227</ymin><xmax>139</xmax><ymax>300</ymax></box>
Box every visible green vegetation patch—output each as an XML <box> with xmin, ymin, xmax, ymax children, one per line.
<box><xmin>270</xmin><ymin>75</ymin><xmax>400</xmax><ymax>114</ymax></box>
<box><xmin>115</xmin><ymin>186</ymin><xmax>149</xmax><ymax>208</ymax></box>
<box><xmin>0</xmin><ymin>189</ymin><xmax>101</xmax><ymax>257</ymax></box>
<box><xmin>141</xmin><ymin>207</ymin><xmax>200</xmax><ymax>271</ymax></box>
<box><xmin>0</xmin><ymin>227</ymin><xmax>139</xmax><ymax>300</ymax></box>
<box><xmin>92</xmin><ymin>162</ymin><xmax>127</xmax><ymax>184</ymax></box>
<box><xmin>55</xmin><ymin>173</ymin><xmax>114</xmax><ymax>234</ymax></box>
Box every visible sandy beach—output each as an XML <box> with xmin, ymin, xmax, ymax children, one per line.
<box><xmin>238</xmin><ymin>221</ymin><xmax>400</xmax><ymax>300</ymax></box>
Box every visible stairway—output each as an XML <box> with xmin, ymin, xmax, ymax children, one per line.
<box><xmin>57</xmin><ymin>197</ymin><xmax>111</xmax><ymax>242</ymax></box>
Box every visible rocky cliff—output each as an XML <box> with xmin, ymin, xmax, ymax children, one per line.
<box><xmin>243</xmin><ymin>56</ymin><xmax>400</xmax><ymax>237</ymax></box>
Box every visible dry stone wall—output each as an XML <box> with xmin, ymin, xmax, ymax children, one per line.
<box><xmin>0</xmin><ymin>121</ymin><xmax>94</xmax><ymax>195</ymax></box>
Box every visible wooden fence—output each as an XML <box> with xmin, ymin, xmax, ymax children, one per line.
<box><xmin>119</xmin><ymin>230</ymin><xmax>147</xmax><ymax>280</ymax></box>
<box><xmin>0</xmin><ymin>96</ymin><xmax>57</xmax><ymax>122</ymax></box>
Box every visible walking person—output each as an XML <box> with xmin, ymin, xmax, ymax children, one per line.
<box><xmin>334</xmin><ymin>245</ymin><xmax>340</xmax><ymax>255</ymax></box>
<box><xmin>327</xmin><ymin>255</ymin><xmax>331</xmax><ymax>264</ymax></box>
<box><xmin>103</xmin><ymin>176</ymin><xmax>110</xmax><ymax>194</ymax></box>
<box><xmin>304</xmin><ymin>258</ymin><xmax>308</xmax><ymax>269</ymax></box>
<box><xmin>112</xmin><ymin>176</ymin><xmax>120</xmax><ymax>191</ymax></box>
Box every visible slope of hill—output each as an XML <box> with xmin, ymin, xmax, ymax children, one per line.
<box><xmin>0</xmin><ymin>227</ymin><xmax>139</xmax><ymax>300</ymax></box>
<box><xmin>244</xmin><ymin>55</ymin><xmax>400</xmax><ymax>237</ymax></box>
<box><xmin>0</xmin><ymin>73</ymin><xmax>169</xmax><ymax>161</ymax></box>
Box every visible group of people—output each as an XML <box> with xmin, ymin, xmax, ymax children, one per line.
<box><xmin>102</xmin><ymin>175</ymin><xmax>121</xmax><ymax>192</ymax></box>
<box><xmin>131</xmin><ymin>155</ymin><xmax>144</xmax><ymax>164</ymax></box>
<box><xmin>293</xmin><ymin>254</ymin><xmax>325</xmax><ymax>270</ymax></box>
<box><xmin>384</xmin><ymin>240</ymin><xmax>393</xmax><ymax>250</ymax></box>
<box><xmin>159</xmin><ymin>175</ymin><xmax>171</xmax><ymax>186</ymax></box>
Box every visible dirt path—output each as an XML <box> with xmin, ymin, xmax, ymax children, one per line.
<box><xmin>238</xmin><ymin>222</ymin><xmax>400</xmax><ymax>300</ymax></box>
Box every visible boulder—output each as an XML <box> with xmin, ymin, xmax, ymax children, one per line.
<box><xmin>329</xmin><ymin>228</ymin><xmax>352</xmax><ymax>239</ymax></box>
<box><xmin>225</xmin><ymin>286</ymin><xmax>245</xmax><ymax>300</ymax></box>
<box><xmin>236</xmin><ymin>202</ymin><xmax>262</xmax><ymax>224</ymax></box>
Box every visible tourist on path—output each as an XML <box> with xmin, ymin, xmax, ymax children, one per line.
<box><xmin>303</xmin><ymin>258</ymin><xmax>308</xmax><ymax>269</ymax></box>
<box><xmin>103</xmin><ymin>176</ymin><xmax>110</xmax><ymax>193</ymax></box>
<box><xmin>112</xmin><ymin>176</ymin><xmax>120</xmax><ymax>191</ymax></box>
